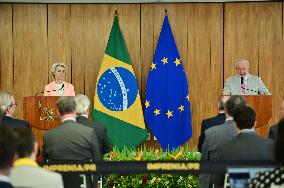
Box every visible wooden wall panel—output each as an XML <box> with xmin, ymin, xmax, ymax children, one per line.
<box><xmin>224</xmin><ymin>3</ymin><xmax>259</xmax><ymax>79</ymax></box>
<box><xmin>48</xmin><ymin>4</ymin><xmax>71</xmax><ymax>83</ymax></box>
<box><xmin>0</xmin><ymin>4</ymin><xmax>13</xmax><ymax>92</ymax></box>
<box><xmin>258</xmin><ymin>2</ymin><xmax>283</xmax><ymax>125</ymax></box>
<box><xmin>187</xmin><ymin>3</ymin><xmax>223</xmax><ymax>147</ymax></box>
<box><xmin>70</xmin><ymin>5</ymin><xmax>85</xmax><ymax>94</ymax></box>
<box><xmin>13</xmin><ymin>4</ymin><xmax>48</xmax><ymax>117</ymax></box>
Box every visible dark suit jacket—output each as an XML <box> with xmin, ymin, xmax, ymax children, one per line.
<box><xmin>2</xmin><ymin>116</ymin><xmax>30</xmax><ymax>130</ymax></box>
<box><xmin>76</xmin><ymin>116</ymin><xmax>112</xmax><ymax>157</ymax></box>
<box><xmin>268</xmin><ymin>124</ymin><xmax>278</xmax><ymax>140</ymax></box>
<box><xmin>212</xmin><ymin>132</ymin><xmax>274</xmax><ymax>187</ymax></box>
<box><xmin>43</xmin><ymin>120</ymin><xmax>101</xmax><ymax>161</ymax></box>
<box><xmin>198</xmin><ymin>113</ymin><xmax>226</xmax><ymax>152</ymax></box>
<box><xmin>0</xmin><ymin>181</ymin><xmax>13</xmax><ymax>188</ymax></box>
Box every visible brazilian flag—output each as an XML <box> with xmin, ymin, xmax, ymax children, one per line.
<box><xmin>92</xmin><ymin>16</ymin><xmax>148</xmax><ymax>150</ymax></box>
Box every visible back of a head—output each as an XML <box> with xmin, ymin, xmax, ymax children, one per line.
<box><xmin>275</xmin><ymin>119</ymin><xmax>284</xmax><ymax>166</ymax></box>
<box><xmin>0</xmin><ymin>92</ymin><xmax>13</xmax><ymax>116</ymax></box>
<box><xmin>74</xmin><ymin>94</ymin><xmax>90</xmax><ymax>116</ymax></box>
<box><xmin>56</xmin><ymin>96</ymin><xmax>76</xmax><ymax>116</ymax></box>
<box><xmin>13</xmin><ymin>126</ymin><xmax>35</xmax><ymax>158</ymax></box>
<box><xmin>233</xmin><ymin>105</ymin><xmax>256</xmax><ymax>130</ymax></box>
<box><xmin>225</xmin><ymin>95</ymin><xmax>246</xmax><ymax>117</ymax></box>
<box><xmin>0</xmin><ymin>126</ymin><xmax>17</xmax><ymax>169</ymax></box>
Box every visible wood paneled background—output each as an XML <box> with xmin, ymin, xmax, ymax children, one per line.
<box><xmin>1</xmin><ymin>2</ymin><xmax>283</xmax><ymax>149</ymax></box>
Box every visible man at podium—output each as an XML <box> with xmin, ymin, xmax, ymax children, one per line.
<box><xmin>223</xmin><ymin>58</ymin><xmax>270</xmax><ymax>95</ymax></box>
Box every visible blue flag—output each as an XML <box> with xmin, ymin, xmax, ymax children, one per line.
<box><xmin>144</xmin><ymin>15</ymin><xmax>192</xmax><ymax>151</ymax></box>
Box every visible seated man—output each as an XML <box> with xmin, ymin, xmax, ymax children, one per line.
<box><xmin>43</xmin><ymin>96</ymin><xmax>101</xmax><ymax>161</ymax></box>
<box><xmin>10</xmin><ymin>127</ymin><xmax>64</xmax><ymax>188</ymax></box>
<box><xmin>0</xmin><ymin>126</ymin><xmax>17</xmax><ymax>188</ymax></box>
<box><xmin>197</xmin><ymin>96</ymin><xmax>228</xmax><ymax>152</ymax></box>
<box><xmin>223</xmin><ymin>58</ymin><xmax>270</xmax><ymax>95</ymax></box>
<box><xmin>74</xmin><ymin>94</ymin><xmax>112</xmax><ymax>159</ymax></box>
<box><xmin>212</xmin><ymin>105</ymin><xmax>274</xmax><ymax>187</ymax></box>
<box><xmin>268</xmin><ymin>100</ymin><xmax>284</xmax><ymax>139</ymax></box>
<box><xmin>0</xmin><ymin>92</ymin><xmax>30</xmax><ymax>130</ymax></box>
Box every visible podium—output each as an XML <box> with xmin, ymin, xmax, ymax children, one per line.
<box><xmin>245</xmin><ymin>95</ymin><xmax>272</xmax><ymax>138</ymax></box>
<box><xmin>23</xmin><ymin>96</ymin><xmax>61</xmax><ymax>161</ymax></box>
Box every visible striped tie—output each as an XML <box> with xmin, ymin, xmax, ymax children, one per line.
<box><xmin>241</xmin><ymin>79</ymin><xmax>246</xmax><ymax>94</ymax></box>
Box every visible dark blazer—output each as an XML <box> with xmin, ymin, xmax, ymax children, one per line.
<box><xmin>0</xmin><ymin>181</ymin><xmax>13</xmax><ymax>188</ymax></box>
<box><xmin>76</xmin><ymin>116</ymin><xmax>112</xmax><ymax>156</ymax></box>
<box><xmin>43</xmin><ymin>120</ymin><xmax>101</xmax><ymax>161</ymax></box>
<box><xmin>2</xmin><ymin>116</ymin><xmax>30</xmax><ymax>130</ymax></box>
<box><xmin>212</xmin><ymin>132</ymin><xmax>274</xmax><ymax>187</ymax></box>
<box><xmin>198</xmin><ymin>113</ymin><xmax>226</xmax><ymax>152</ymax></box>
<box><xmin>268</xmin><ymin>124</ymin><xmax>278</xmax><ymax>140</ymax></box>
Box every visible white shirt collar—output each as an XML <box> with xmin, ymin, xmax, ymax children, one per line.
<box><xmin>225</xmin><ymin>117</ymin><xmax>233</xmax><ymax>121</ymax></box>
<box><xmin>62</xmin><ymin>117</ymin><xmax>76</xmax><ymax>123</ymax></box>
<box><xmin>239</xmin><ymin>128</ymin><xmax>255</xmax><ymax>133</ymax></box>
<box><xmin>77</xmin><ymin>115</ymin><xmax>88</xmax><ymax>118</ymax></box>
<box><xmin>0</xmin><ymin>175</ymin><xmax>10</xmax><ymax>183</ymax></box>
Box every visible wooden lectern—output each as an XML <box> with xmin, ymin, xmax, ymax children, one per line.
<box><xmin>23</xmin><ymin>96</ymin><xmax>61</xmax><ymax>161</ymax></box>
<box><xmin>245</xmin><ymin>95</ymin><xmax>272</xmax><ymax>138</ymax></box>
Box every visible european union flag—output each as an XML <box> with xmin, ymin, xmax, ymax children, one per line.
<box><xmin>144</xmin><ymin>15</ymin><xmax>192</xmax><ymax>151</ymax></box>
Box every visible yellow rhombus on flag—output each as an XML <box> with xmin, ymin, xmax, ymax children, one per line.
<box><xmin>92</xmin><ymin>15</ymin><xmax>148</xmax><ymax>150</ymax></box>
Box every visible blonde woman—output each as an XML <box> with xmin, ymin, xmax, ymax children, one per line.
<box><xmin>44</xmin><ymin>63</ymin><xmax>75</xmax><ymax>96</ymax></box>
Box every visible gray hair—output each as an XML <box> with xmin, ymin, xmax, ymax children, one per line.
<box><xmin>235</xmin><ymin>58</ymin><xmax>250</xmax><ymax>68</ymax></box>
<box><xmin>56</xmin><ymin>96</ymin><xmax>76</xmax><ymax>116</ymax></box>
<box><xmin>0</xmin><ymin>92</ymin><xmax>14</xmax><ymax>115</ymax></box>
<box><xmin>51</xmin><ymin>62</ymin><xmax>67</xmax><ymax>78</ymax></box>
<box><xmin>74</xmin><ymin>94</ymin><xmax>90</xmax><ymax>115</ymax></box>
<box><xmin>225</xmin><ymin>95</ymin><xmax>247</xmax><ymax>117</ymax></box>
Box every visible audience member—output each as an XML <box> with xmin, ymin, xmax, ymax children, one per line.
<box><xmin>43</xmin><ymin>96</ymin><xmax>101</xmax><ymax>161</ymax></box>
<box><xmin>212</xmin><ymin>105</ymin><xmax>274</xmax><ymax>187</ymax></box>
<box><xmin>198</xmin><ymin>96</ymin><xmax>228</xmax><ymax>152</ymax></box>
<box><xmin>249</xmin><ymin>119</ymin><xmax>284</xmax><ymax>187</ymax></box>
<box><xmin>200</xmin><ymin>95</ymin><xmax>246</xmax><ymax>188</ymax></box>
<box><xmin>0</xmin><ymin>92</ymin><xmax>30</xmax><ymax>130</ymax></box>
<box><xmin>0</xmin><ymin>126</ymin><xmax>17</xmax><ymax>188</ymax></box>
<box><xmin>269</xmin><ymin>100</ymin><xmax>284</xmax><ymax>140</ymax></box>
<box><xmin>74</xmin><ymin>94</ymin><xmax>112</xmax><ymax>159</ymax></box>
<box><xmin>10</xmin><ymin>127</ymin><xmax>64</xmax><ymax>188</ymax></box>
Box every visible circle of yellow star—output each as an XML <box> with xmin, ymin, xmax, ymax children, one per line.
<box><xmin>178</xmin><ymin>105</ymin><xmax>184</xmax><ymax>112</ymax></box>
<box><xmin>151</xmin><ymin>63</ymin><xmax>156</xmax><ymax>71</ymax></box>
<box><xmin>154</xmin><ymin>109</ymin><xmax>160</xmax><ymax>116</ymax></box>
<box><xmin>166</xmin><ymin>110</ymin><xmax>173</xmax><ymax>118</ymax></box>
<box><xmin>145</xmin><ymin>100</ymin><xmax>150</xmax><ymax>108</ymax></box>
<box><xmin>174</xmin><ymin>58</ymin><xmax>181</xmax><ymax>67</ymax></box>
<box><xmin>161</xmin><ymin>57</ymin><xmax>168</xmax><ymax>65</ymax></box>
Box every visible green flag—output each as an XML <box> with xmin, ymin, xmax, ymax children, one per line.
<box><xmin>92</xmin><ymin>16</ymin><xmax>148</xmax><ymax>150</ymax></box>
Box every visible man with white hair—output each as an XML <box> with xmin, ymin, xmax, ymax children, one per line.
<box><xmin>74</xmin><ymin>94</ymin><xmax>112</xmax><ymax>159</ymax></box>
<box><xmin>223</xmin><ymin>58</ymin><xmax>270</xmax><ymax>95</ymax></box>
<box><xmin>0</xmin><ymin>92</ymin><xmax>30</xmax><ymax>130</ymax></box>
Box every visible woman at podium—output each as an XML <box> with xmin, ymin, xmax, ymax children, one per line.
<box><xmin>44</xmin><ymin>63</ymin><xmax>75</xmax><ymax>96</ymax></box>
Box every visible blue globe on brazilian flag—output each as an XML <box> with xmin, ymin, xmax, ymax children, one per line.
<box><xmin>93</xmin><ymin>15</ymin><xmax>148</xmax><ymax>150</ymax></box>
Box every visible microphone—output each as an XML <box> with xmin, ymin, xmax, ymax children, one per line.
<box><xmin>241</xmin><ymin>77</ymin><xmax>244</xmax><ymax>85</ymax></box>
<box><xmin>35</xmin><ymin>84</ymin><xmax>65</xmax><ymax>96</ymax></box>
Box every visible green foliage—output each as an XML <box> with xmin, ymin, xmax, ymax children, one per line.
<box><xmin>103</xmin><ymin>147</ymin><xmax>201</xmax><ymax>188</ymax></box>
